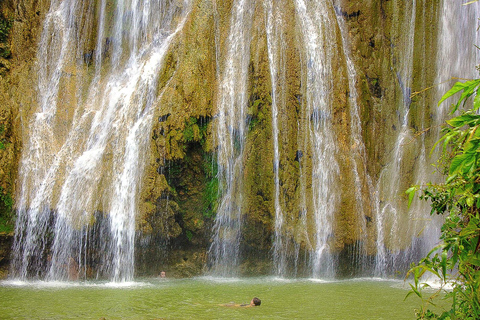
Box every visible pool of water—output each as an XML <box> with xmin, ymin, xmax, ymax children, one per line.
<box><xmin>0</xmin><ymin>277</ymin><xmax>440</xmax><ymax>319</ymax></box>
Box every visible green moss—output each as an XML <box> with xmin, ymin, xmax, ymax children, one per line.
<box><xmin>0</xmin><ymin>187</ymin><xmax>13</xmax><ymax>233</ymax></box>
<box><xmin>164</xmin><ymin>160</ymin><xmax>183</xmax><ymax>187</ymax></box>
<box><xmin>202</xmin><ymin>153</ymin><xmax>218</xmax><ymax>218</ymax></box>
<box><xmin>0</xmin><ymin>13</ymin><xmax>12</xmax><ymax>59</ymax></box>
<box><xmin>183</xmin><ymin>117</ymin><xmax>200</xmax><ymax>142</ymax></box>
<box><xmin>185</xmin><ymin>230</ymin><xmax>193</xmax><ymax>242</ymax></box>
<box><xmin>247</xmin><ymin>94</ymin><xmax>272</xmax><ymax>133</ymax></box>
<box><xmin>0</xmin><ymin>14</ymin><xmax>12</xmax><ymax>43</ymax></box>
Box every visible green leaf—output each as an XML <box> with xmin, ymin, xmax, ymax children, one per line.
<box><xmin>438</xmin><ymin>82</ymin><xmax>468</xmax><ymax>106</ymax></box>
<box><xmin>446</xmin><ymin>173</ymin><xmax>458</xmax><ymax>184</ymax></box>
<box><xmin>474</xmin><ymin>87</ymin><xmax>480</xmax><ymax>111</ymax></box>
<box><xmin>459</xmin><ymin>219</ymin><xmax>479</xmax><ymax>236</ymax></box>
<box><xmin>441</xmin><ymin>250</ymin><xmax>448</xmax><ymax>280</ymax></box>
<box><xmin>409</xmin><ymin>282</ymin><xmax>423</xmax><ymax>299</ymax></box>
<box><xmin>466</xmin><ymin>196</ymin><xmax>474</xmax><ymax>207</ymax></box>
<box><xmin>439</xmin><ymin>79</ymin><xmax>480</xmax><ymax>112</ymax></box>
<box><xmin>466</xmin><ymin>256</ymin><xmax>480</xmax><ymax>267</ymax></box>
<box><xmin>406</xmin><ymin>186</ymin><xmax>418</xmax><ymax>208</ymax></box>
<box><xmin>449</xmin><ymin>152</ymin><xmax>476</xmax><ymax>175</ymax></box>
<box><xmin>447</xmin><ymin>113</ymin><xmax>479</xmax><ymax>128</ymax></box>
<box><xmin>457</xmin><ymin>80</ymin><xmax>480</xmax><ymax>110</ymax></box>
<box><xmin>404</xmin><ymin>290</ymin><xmax>416</xmax><ymax>301</ymax></box>
<box><xmin>465</xmin><ymin>137</ymin><xmax>480</xmax><ymax>152</ymax></box>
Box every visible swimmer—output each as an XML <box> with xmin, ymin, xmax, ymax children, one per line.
<box><xmin>242</xmin><ymin>297</ymin><xmax>261</xmax><ymax>307</ymax></box>
<box><xmin>223</xmin><ymin>297</ymin><xmax>261</xmax><ymax>307</ymax></box>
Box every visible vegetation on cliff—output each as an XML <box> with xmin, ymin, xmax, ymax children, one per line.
<box><xmin>0</xmin><ymin>11</ymin><xmax>12</xmax><ymax>60</ymax></box>
<box><xmin>0</xmin><ymin>6</ymin><xmax>14</xmax><ymax>233</ymax></box>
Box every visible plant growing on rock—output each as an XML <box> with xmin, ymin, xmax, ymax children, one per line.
<box><xmin>0</xmin><ymin>13</ymin><xmax>12</xmax><ymax>59</ymax></box>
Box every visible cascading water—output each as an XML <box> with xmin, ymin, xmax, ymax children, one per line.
<box><xmin>268</xmin><ymin>0</ymin><xmax>477</xmax><ymax>278</ymax></box>
<box><xmin>266</xmin><ymin>0</ymin><xmax>288</xmax><ymax>277</ymax></box>
<box><xmin>7</xmin><ymin>0</ymin><xmax>480</xmax><ymax>282</ymax></box>
<box><xmin>208</xmin><ymin>0</ymin><xmax>254</xmax><ymax>277</ymax></box>
<box><xmin>267</xmin><ymin>0</ymin><xmax>346</xmax><ymax>278</ymax></box>
<box><xmin>373</xmin><ymin>1</ymin><xmax>480</xmax><ymax>277</ymax></box>
<box><xmin>333</xmin><ymin>0</ymin><xmax>375</xmax><ymax>275</ymax></box>
<box><xmin>293</xmin><ymin>0</ymin><xmax>340</xmax><ymax>278</ymax></box>
<box><xmin>11</xmin><ymin>0</ymin><xmax>190</xmax><ymax>282</ymax></box>
<box><xmin>436</xmin><ymin>1</ymin><xmax>480</xmax><ymax>115</ymax></box>
<box><xmin>373</xmin><ymin>0</ymin><xmax>420</xmax><ymax>277</ymax></box>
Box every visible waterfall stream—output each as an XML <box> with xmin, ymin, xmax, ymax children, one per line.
<box><xmin>11</xmin><ymin>0</ymin><xmax>190</xmax><ymax>282</ymax></box>
<box><xmin>293</xmin><ymin>0</ymin><xmax>340</xmax><ymax>278</ymax></box>
<box><xmin>208</xmin><ymin>0</ymin><xmax>254</xmax><ymax>276</ymax></box>
<box><xmin>333</xmin><ymin>0</ymin><xmax>374</xmax><ymax>275</ymax></box>
<box><xmin>373</xmin><ymin>0</ymin><xmax>480</xmax><ymax>276</ymax></box>
<box><xmin>211</xmin><ymin>0</ymin><xmax>480</xmax><ymax>278</ymax></box>
<box><xmin>266</xmin><ymin>0</ymin><xmax>288</xmax><ymax>277</ymax></box>
<box><xmin>373</xmin><ymin>0</ymin><xmax>419</xmax><ymax>277</ymax></box>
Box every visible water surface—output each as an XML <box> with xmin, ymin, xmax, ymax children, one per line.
<box><xmin>0</xmin><ymin>277</ymin><xmax>442</xmax><ymax>319</ymax></box>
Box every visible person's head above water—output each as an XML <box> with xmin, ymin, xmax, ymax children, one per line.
<box><xmin>250</xmin><ymin>297</ymin><xmax>261</xmax><ymax>306</ymax></box>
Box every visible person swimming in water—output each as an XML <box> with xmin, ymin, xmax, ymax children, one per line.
<box><xmin>224</xmin><ymin>297</ymin><xmax>261</xmax><ymax>307</ymax></box>
<box><xmin>243</xmin><ymin>297</ymin><xmax>261</xmax><ymax>307</ymax></box>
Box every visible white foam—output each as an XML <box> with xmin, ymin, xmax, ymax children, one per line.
<box><xmin>0</xmin><ymin>279</ymin><xmax>152</xmax><ymax>289</ymax></box>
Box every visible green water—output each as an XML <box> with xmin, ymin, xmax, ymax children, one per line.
<box><xmin>0</xmin><ymin>277</ymin><xmax>439</xmax><ymax>319</ymax></box>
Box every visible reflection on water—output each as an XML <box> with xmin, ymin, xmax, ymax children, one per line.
<box><xmin>0</xmin><ymin>277</ymin><xmax>445</xmax><ymax>319</ymax></box>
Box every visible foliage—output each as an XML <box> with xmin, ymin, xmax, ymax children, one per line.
<box><xmin>405</xmin><ymin>78</ymin><xmax>480</xmax><ymax>319</ymax></box>
<box><xmin>0</xmin><ymin>186</ymin><xmax>14</xmax><ymax>233</ymax></box>
<box><xmin>185</xmin><ymin>230</ymin><xmax>193</xmax><ymax>242</ymax></box>
<box><xmin>0</xmin><ymin>124</ymin><xmax>6</xmax><ymax>150</ymax></box>
<box><xmin>202</xmin><ymin>153</ymin><xmax>218</xmax><ymax>218</ymax></box>
<box><xmin>0</xmin><ymin>15</ymin><xmax>12</xmax><ymax>43</ymax></box>
<box><xmin>0</xmin><ymin>13</ymin><xmax>12</xmax><ymax>59</ymax></box>
<box><xmin>183</xmin><ymin>117</ymin><xmax>208</xmax><ymax>144</ymax></box>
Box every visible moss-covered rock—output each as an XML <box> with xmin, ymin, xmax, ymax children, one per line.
<box><xmin>0</xmin><ymin>0</ymin><xmax>50</xmax><ymax>234</ymax></box>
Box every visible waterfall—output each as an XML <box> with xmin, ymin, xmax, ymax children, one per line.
<box><xmin>266</xmin><ymin>0</ymin><xmax>287</xmax><ymax>277</ymax></box>
<box><xmin>373</xmin><ymin>1</ymin><xmax>480</xmax><ymax>276</ymax></box>
<box><xmin>8</xmin><ymin>0</ymin><xmax>480</xmax><ymax>282</ymax></box>
<box><xmin>11</xmin><ymin>0</ymin><xmax>190</xmax><ymax>282</ymax></box>
<box><xmin>333</xmin><ymin>1</ymin><xmax>375</xmax><ymax>275</ymax></box>
<box><xmin>436</xmin><ymin>1</ymin><xmax>480</xmax><ymax>113</ymax></box>
<box><xmin>293</xmin><ymin>0</ymin><xmax>340</xmax><ymax>278</ymax></box>
<box><xmin>268</xmin><ymin>0</ymin><xmax>347</xmax><ymax>278</ymax></box>
<box><xmin>373</xmin><ymin>0</ymin><xmax>419</xmax><ymax>277</ymax></box>
<box><xmin>208</xmin><ymin>0</ymin><xmax>254</xmax><ymax>276</ymax></box>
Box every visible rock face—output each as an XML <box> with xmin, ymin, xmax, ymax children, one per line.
<box><xmin>0</xmin><ymin>0</ymin><xmax>50</xmax><ymax>278</ymax></box>
<box><xmin>0</xmin><ymin>233</ymin><xmax>13</xmax><ymax>278</ymax></box>
<box><xmin>0</xmin><ymin>0</ymin><xmax>45</xmax><ymax>229</ymax></box>
<box><xmin>0</xmin><ymin>0</ymin><xmax>445</xmax><ymax>278</ymax></box>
